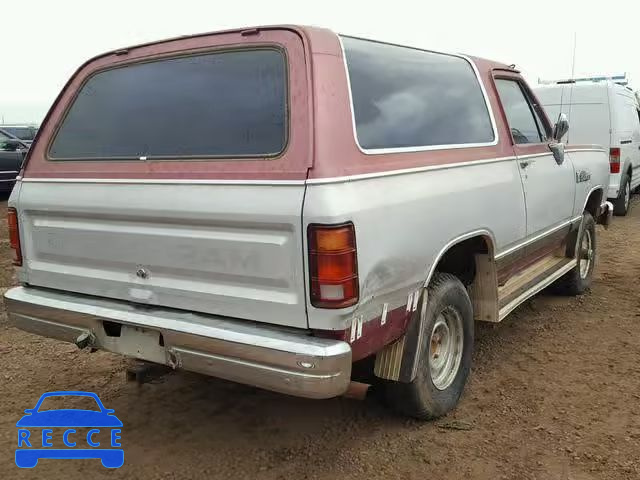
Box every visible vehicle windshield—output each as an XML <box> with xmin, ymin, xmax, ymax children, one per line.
<box><xmin>37</xmin><ymin>395</ymin><xmax>102</xmax><ymax>412</ymax></box>
<box><xmin>2</xmin><ymin>126</ymin><xmax>36</xmax><ymax>141</ymax></box>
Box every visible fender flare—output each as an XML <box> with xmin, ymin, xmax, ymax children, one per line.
<box><xmin>422</xmin><ymin>229</ymin><xmax>497</xmax><ymax>288</ymax></box>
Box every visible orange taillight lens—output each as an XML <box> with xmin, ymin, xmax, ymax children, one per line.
<box><xmin>308</xmin><ymin>223</ymin><xmax>358</xmax><ymax>308</ymax></box>
<box><xmin>8</xmin><ymin>207</ymin><xmax>22</xmax><ymax>266</ymax></box>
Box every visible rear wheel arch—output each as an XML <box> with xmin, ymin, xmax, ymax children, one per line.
<box><xmin>583</xmin><ymin>187</ymin><xmax>604</xmax><ymax>219</ymax></box>
<box><xmin>426</xmin><ymin>232</ymin><xmax>499</xmax><ymax>323</ymax></box>
<box><xmin>424</xmin><ymin>231</ymin><xmax>496</xmax><ymax>288</ymax></box>
<box><xmin>375</xmin><ymin>232</ymin><xmax>498</xmax><ymax>384</ymax></box>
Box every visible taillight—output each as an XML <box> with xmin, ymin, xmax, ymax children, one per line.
<box><xmin>8</xmin><ymin>207</ymin><xmax>22</xmax><ymax>266</ymax></box>
<box><xmin>308</xmin><ymin>223</ymin><xmax>358</xmax><ymax>308</ymax></box>
<box><xmin>610</xmin><ymin>148</ymin><xmax>621</xmax><ymax>174</ymax></box>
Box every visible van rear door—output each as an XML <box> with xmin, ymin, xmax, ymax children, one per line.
<box><xmin>612</xmin><ymin>92</ymin><xmax>640</xmax><ymax>190</ymax></box>
<box><xmin>18</xmin><ymin>28</ymin><xmax>312</xmax><ymax>328</ymax></box>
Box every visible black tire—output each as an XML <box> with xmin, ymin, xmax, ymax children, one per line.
<box><xmin>613</xmin><ymin>174</ymin><xmax>631</xmax><ymax>216</ymax></box>
<box><xmin>554</xmin><ymin>212</ymin><xmax>596</xmax><ymax>296</ymax></box>
<box><xmin>383</xmin><ymin>273</ymin><xmax>473</xmax><ymax>420</ymax></box>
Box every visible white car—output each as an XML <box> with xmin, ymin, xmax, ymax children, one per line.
<box><xmin>535</xmin><ymin>77</ymin><xmax>640</xmax><ymax>215</ymax></box>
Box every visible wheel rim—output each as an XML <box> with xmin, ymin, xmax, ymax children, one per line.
<box><xmin>624</xmin><ymin>181</ymin><xmax>630</xmax><ymax>209</ymax></box>
<box><xmin>428</xmin><ymin>306</ymin><xmax>464</xmax><ymax>390</ymax></box>
<box><xmin>579</xmin><ymin>228</ymin><xmax>593</xmax><ymax>279</ymax></box>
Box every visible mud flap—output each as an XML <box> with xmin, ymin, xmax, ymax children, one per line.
<box><xmin>374</xmin><ymin>289</ymin><xmax>427</xmax><ymax>383</ymax></box>
<box><xmin>597</xmin><ymin>201</ymin><xmax>614</xmax><ymax>229</ymax></box>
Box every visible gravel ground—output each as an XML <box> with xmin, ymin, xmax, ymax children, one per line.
<box><xmin>0</xmin><ymin>194</ymin><xmax>639</xmax><ymax>479</ymax></box>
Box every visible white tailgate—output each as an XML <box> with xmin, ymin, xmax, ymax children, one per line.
<box><xmin>17</xmin><ymin>181</ymin><xmax>309</xmax><ymax>328</ymax></box>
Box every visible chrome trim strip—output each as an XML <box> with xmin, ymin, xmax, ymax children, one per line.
<box><xmin>307</xmin><ymin>156</ymin><xmax>517</xmax><ymax>185</ymax></box>
<box><xmin>0</xmin><ymin>170</ymin><xmax>19</xmax><ymax>174</ymax></box>
<box><xmin>566</xmin><ymin>147</ymin><xmax>607</xmax><ymax>153</ymax></box>
<box><xmin>4</xmin><ymin>286</ymin><xmax>352</xmax><ymax>399</ymax></box>
<box><xmin>20</xmin><ymin>177</ymin><xmax>307</xmax><ymax>186</ymax></box>
<box><xmin>498</xmin><ymin>259</ymin><xmax>577</xmax><ymax>321</ymax></box>
<box><xmin>19</xmin><ymin>150</ymin><xmax>603</xmax><ymax>186</ymax></box>
<box><xmin>20</xmin><ymin>156</ymin><xmax>517</xmax><ymax>186</ymax></box>
<box><xmin>306</xmin><ymin>151</ymin><xmax>584</xmax><ymax>184</ymax></box>
<box><xmin>495</xmin><ymin>216</ymin><xmax>582</xmax><ymax>260</ymax></box>
<box><xmin>515</xmin><ymin>152</ymin><xmax>554</xmax><ymax>159</ymax></box>
<box><xmin>338</xmin><ymin>35</ymin><xmax>499</xmax><ymax>155</ymax></box>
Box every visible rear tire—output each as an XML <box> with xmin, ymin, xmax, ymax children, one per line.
<box><xmin>613</xmin><ymin>174</ymin><xmax>631</xmax><ymax>216</ymax></box>
<box><xmin>383</xmin><ymin>273</ymin><xmax>473</xmax><ymax>420</ymax></box>
<box><xmin>554</xmin><ymin>212</ymin><xmax>596</xmax><ymax>296</ymax></box>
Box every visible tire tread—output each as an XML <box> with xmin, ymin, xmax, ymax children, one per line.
<box><xmin>383</xmin><ymin>272</ymin><xmax>473</xmax><ymax>420</ymax></box>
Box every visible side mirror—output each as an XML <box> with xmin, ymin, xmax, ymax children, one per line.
<box><xmin>553</xmin><ymin>113</ymin><xmax>569</xmax><ymax>142</ymax></box>
<box><xmin>549</xmin><ymin>141</ymin><xmax>565</xmax><ymax>165</ymax></box>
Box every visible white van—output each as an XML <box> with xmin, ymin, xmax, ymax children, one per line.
<box><xmin>535</xmin><ymin>78</ymin><xmax>640</xmax><ymax>215</ymax></box>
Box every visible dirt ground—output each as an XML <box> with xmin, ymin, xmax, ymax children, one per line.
<box><xmin>0</xmin><ymin>194</ymin><xmax>639</xmax><ymax>480</ymax></box>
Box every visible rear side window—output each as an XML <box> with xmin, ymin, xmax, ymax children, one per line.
<box><xmin>49</xmin><ymin>49</ymin><xmax>287</xmax><ymax>160</ymax></box>
<box><xmin>341</xmin><ymin>36</ymin><xmax>495</xmax><ymax>151</ymax></box>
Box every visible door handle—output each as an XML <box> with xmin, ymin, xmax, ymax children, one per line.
<box><xmin>519</xmin><ymin>159</ymin><xmax>536</xmax><ymax>169</ymax></box>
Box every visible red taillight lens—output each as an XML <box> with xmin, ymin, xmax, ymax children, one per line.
<box><xmin>8</xmin><ymin>207</ymin><xmax>22</xmax><ymax>266</ymax></box>
<box><xmin>308</xmin><ymin>223</ymin><xmax>358</xmax><ymax>308</ymax></box>
<box><xmin>610</xmin><ymin>148</ymin><xmax>621</xmax><ymax>173</ymax></box>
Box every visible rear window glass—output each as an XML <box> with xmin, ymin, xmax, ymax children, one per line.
<box><xmin>49</xmin><ymin>49</ymin><xmax>287</xmax><ymax>160</ymax></box>
<box><xmin>341</xmin><ymin>36</ymin><xmax>495</xmax><ymax>151</ymax></box>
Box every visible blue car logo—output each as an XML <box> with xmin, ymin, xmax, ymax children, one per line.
<box><xmin>16</xmin><ymin>391</ymin><xmax>123</xmax><ymax>468</ymax></box>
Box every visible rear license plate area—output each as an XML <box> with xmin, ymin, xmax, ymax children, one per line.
<box><xmin>101</xmin><ymin>323</ymin><xmax>166</xmax><ymax>364</ymax></box>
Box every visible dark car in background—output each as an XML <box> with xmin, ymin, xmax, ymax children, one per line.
<box><xmin>0</xmin><ymin>130</ymin><xmax>28</xmax><ymax>193</ymax></box>
<box><xmin>0</xmin><ymin>125</ymin><xmax>38</xmax><ymax>146</ymax></box>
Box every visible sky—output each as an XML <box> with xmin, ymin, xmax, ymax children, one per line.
<box><xmin>2</xmin><ymin>0</ymin><xmax>639</xmax><ymax>124</ymax></box>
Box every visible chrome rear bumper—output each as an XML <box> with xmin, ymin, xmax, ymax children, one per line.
<box><xmin>4</xmin><ymin>287</ymin><xmax>352</xmax><ymax>399</ymax></box>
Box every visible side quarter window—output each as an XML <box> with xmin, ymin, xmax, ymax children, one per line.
<box><xmin>495</xmin><ymin>79</ymin><xmax>545</xmax><ymax>144</ymax></box>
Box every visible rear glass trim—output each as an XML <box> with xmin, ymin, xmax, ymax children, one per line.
<box><xmin>46</xmin><ymin>45</ymin><xmax>291</xmax><ymax>162</ymax></box>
